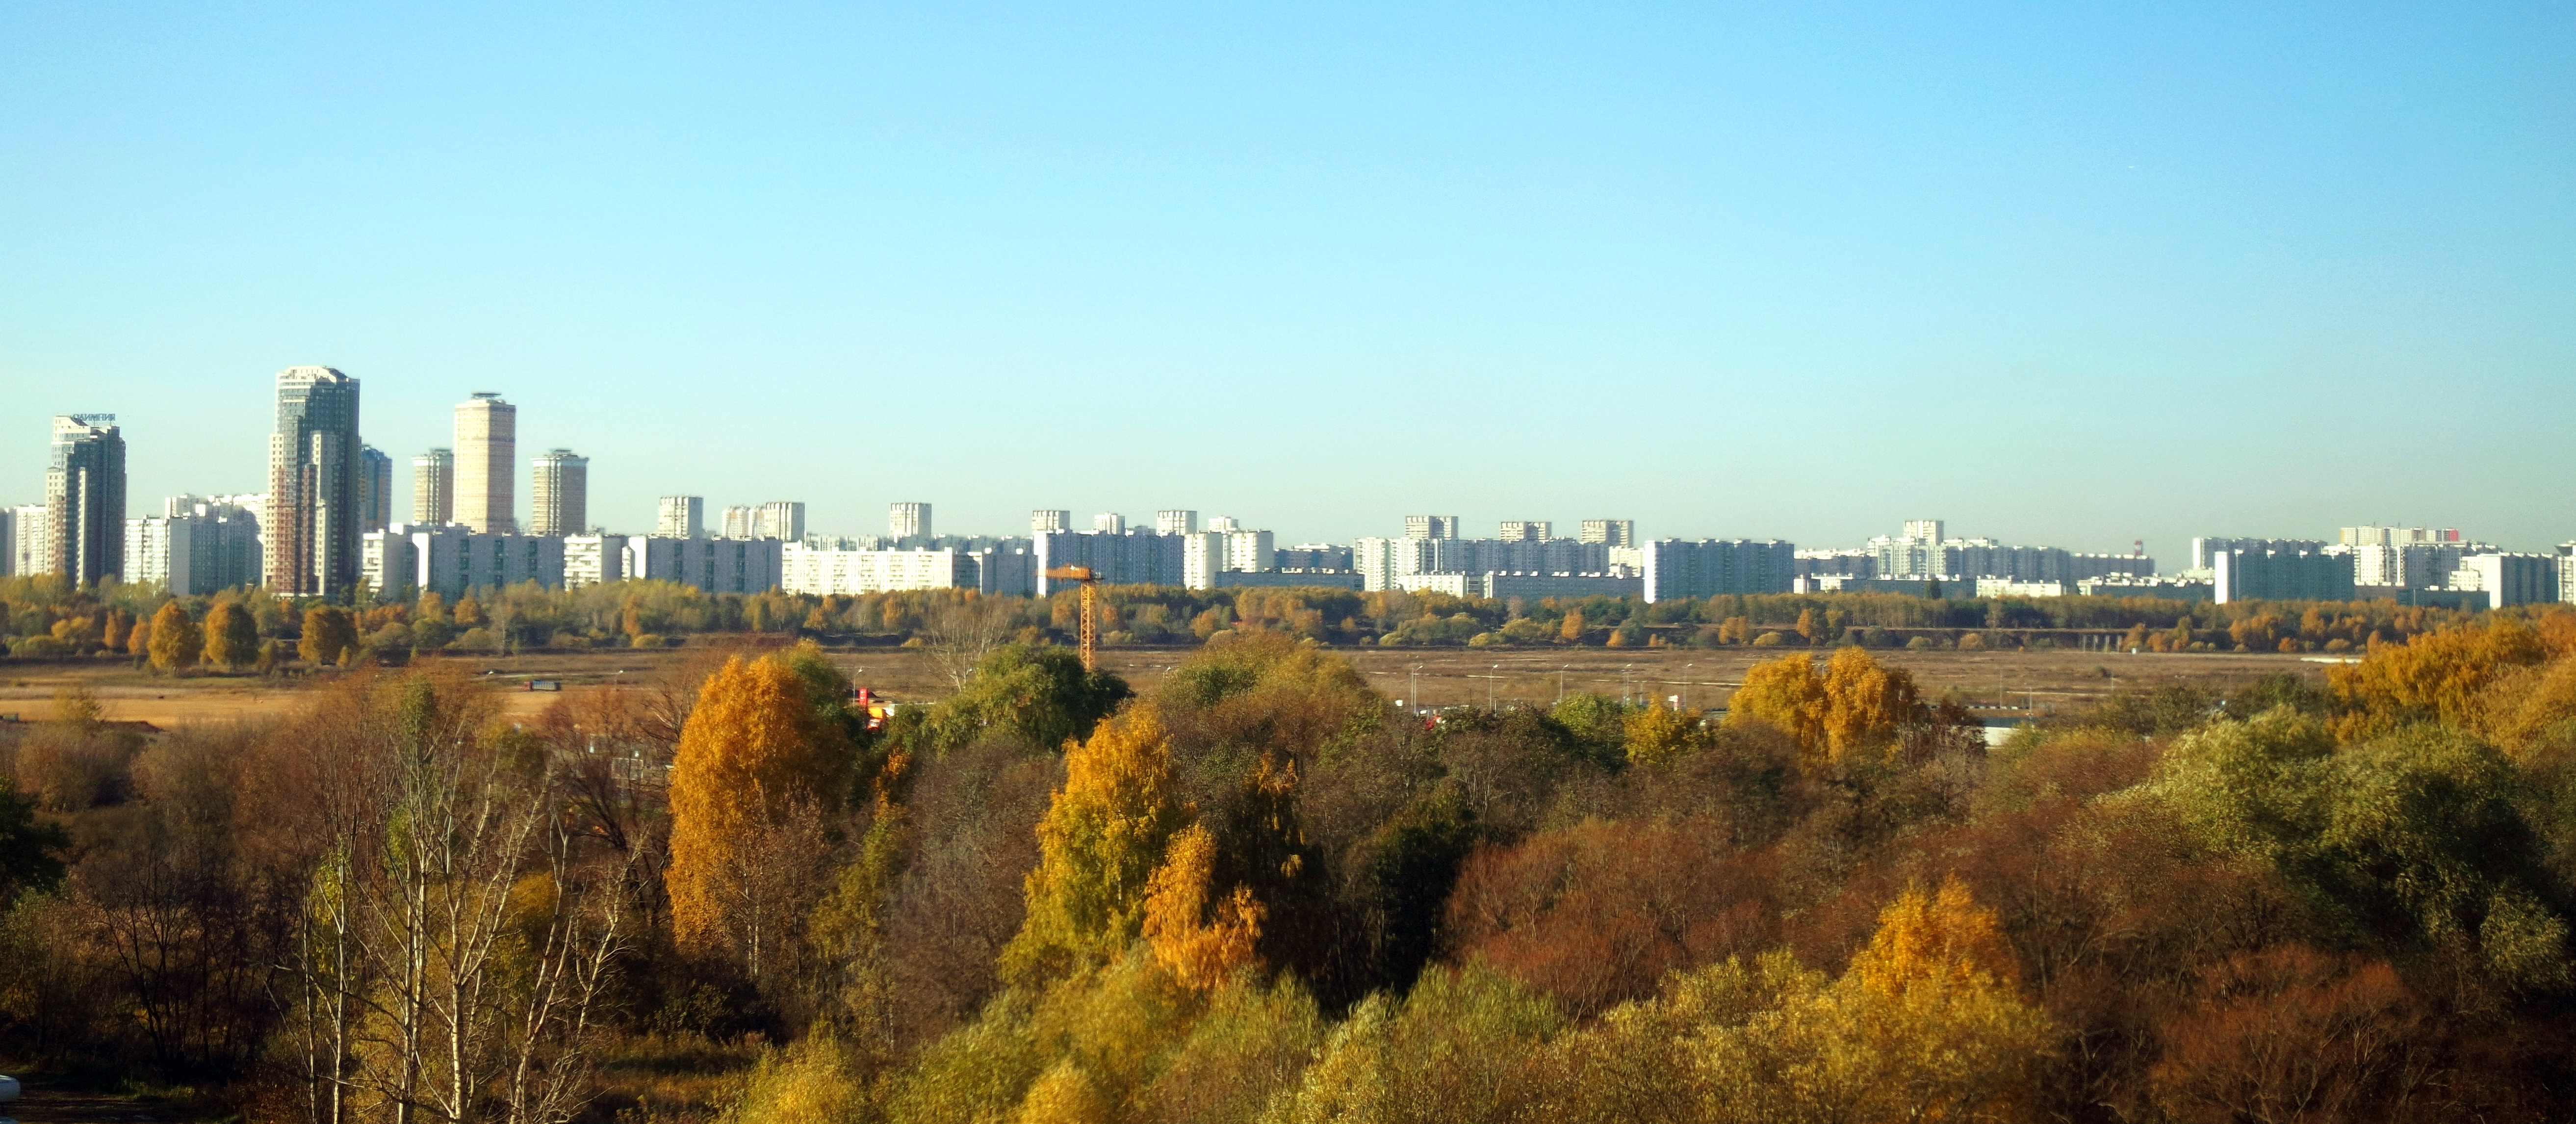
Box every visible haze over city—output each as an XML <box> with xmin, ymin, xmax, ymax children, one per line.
<box><xmin>5</xmin><ymin>3</ymin><xmax>2572</xmax><ymax>553</ymax></box>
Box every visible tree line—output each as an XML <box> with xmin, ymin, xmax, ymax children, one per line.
<box><xmin>0</xmin><ymin>572</ymin><xmax>2515</xmax><ymax>664</ymax></box>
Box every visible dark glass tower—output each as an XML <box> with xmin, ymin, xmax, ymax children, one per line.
<box><xmin>46</xmin><ymin>414</ymin><xmax>126</xmax><ymax>587</ymax></box>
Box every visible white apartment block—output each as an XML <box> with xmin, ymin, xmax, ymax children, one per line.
<box><xmin>1579</xmin><ymin>519</ymin><xmax>1637</xmax><ymax>548</ymax></box>
<box><xmin>889</xmin><ymin>502</ymin><xmax>932</xmax><ymax>541</ymax></box>
<box><xmin>1093</xmin><ymin>512</ymin><xmax>1128</xmax><ymax>534</ymax></box>
<box><xmin>1640</xmin><ymin>539</ymin><xmax>1797</xmax><ymax>602</ymax></box>
<box><xmin>10</xmin><ymin>504</ymin><xmax>49</xmax><ymax>576</ymax></box>
<box><xmin>658</xmin><ymin>496</ymin><xmax>705</xmax><ymax>538</ymax></box>
<box><xmin>564</xmin><ymin>534</ymin><xmax>629</xmax><ymax>589</ymax></box>
<box><xmin>755</xmin><ymin>501</ymin><xmax>805</xmax><ymax>541</ymax></box>
<box><xmin>1156</xmin><ymin>510</ymin><xmax>1199</xmax><ymax>535</ymax></box>
<box><xmin>125</xmin><ymin>510</ymin><xmax>261</xmax><ymax>595</ymax></box>
<box><xmin>783</xmin><ymin>545</ymin><xmax>977</xmax><ymax>595</ymax></box>
<box><xmin>1032</xmin><ymin>509</ymin><xmax>1071</xmax><ymax>534</ymax></box>
<box><xmin>1976</xmin><ymin>578</ymin><xmax>2067</xmax><ymax>598</ymax></box>
<box><xmin>365</xmin><ymin>525</ymin><xmax>567</xmax><ymax>600</ymax></box>
<box><xmin>2561</xmin><ymin>543</ymin><xmax>2576</xmax><ymax>606</ymax></box>
<box><xmin>721</xmin><ymin>505</ymin><xmax>755</xmax><ymax>538</ymax></box>
<box><xmin>2446</xmin><ymin>553</ymin><xmax>2559</xmax><ymax>609</ymax></box>
<box><xmin>629</xmin><ymin>535</ymin><xmax>784</xmax><ymax>595</ymax></box>
<box><xmin>1404</xmin><ymin>515</ymin><xmax>1461</xmax><ymax>540</ymax></box>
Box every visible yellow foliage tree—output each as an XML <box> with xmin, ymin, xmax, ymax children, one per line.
<box><xmin>203</xmin><ymin>602</ymin><xmax>259</xmax><ymax>670</ymax></box>
<box><xmin>125</xmin><ymin>612</ymin><xmax>152</xmax><ymax>656</ymax></box>
<box><xmin>667</xmin><ymin>654</ymin><xmax>840</xmax><ymax>961</ymax></box>
<box><xmin>146</xmin><ymin>601</ymin><xmax>199</xmax><ymax>672</ymax></box>
<box><xmin>1143</xmin><ymin>824</ymin><xmax>1265</xmax><ymax>993</ymax></box>
<box><xmin>1558</xmin><ymin>610</ymin><xmax>1585</xmax><ymax>644</ymax></box>
<box><xmin>2329</xmin><ymin>619</ymin><xmax>2548</xmax><ymax>741</ymax></box>
<box><xmin>1003</xmin><ymin>704</ymin><xmax>1191</xmax><ymax>986</ymax></box>
<box><xmin>454</xmin><ymin>595</ymin><xmax>486</xmax><ymax>627</ymax></box>
<box><xmin>1818</xmin><ymin>646</ymin><xmax>1928</xmax><ymax>764</ymax></box>
<box><xmin>1728</xmin><ymin>649</ymin><xmax>1929</xmax><ymax>771</ymax></box>
<box><xmin>300</xmin><ymin>606</ymin><xmax>356</xmax><ymax>666</ymax></box>
<box><xmin>1623</xmin><ymin>704</ymin><xmax>1703</xmax><ymax>768</ymax></box>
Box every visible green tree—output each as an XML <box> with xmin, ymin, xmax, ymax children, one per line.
<box><xmin>0</xmin><ymin>776</ymin><xmax>70</xmax><ymax>908</ymax></box>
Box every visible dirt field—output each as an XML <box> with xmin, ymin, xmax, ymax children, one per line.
<box><xmin>0</xmin><ymin>642</ymin><xmax>2336</xmax><ymax>729</ymax></box>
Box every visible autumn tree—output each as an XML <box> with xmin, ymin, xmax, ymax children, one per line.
<box><xmin>146</xmin><ymin>601</ymin><xmax>199</xmax><ymax>672</ymax></box>
<box><xmin>667</xmin><ymin>654</ymin><xmax>846</xmax><ymax>973</ymax></box>
<box><xmin>1002</xmin><ymin>704</ymin><xmax>1191</xmax><ymax>985</ymax></box>
<box><xmin>1144</xmin><ymin>824</ymin><xmax>1265</xmax><ymax>993</ymax></box>
<box><xmin>1726</xmin><ymin>648</ymin><xmax>1929</xmax><ymax>770</ymax></box>
<box><xmin>299</xmin><ymin>606</ymin><xmax>357</xmax><ymax>666</ymax></box>
<box><xmin>202</xmin><ymin>601</ymin><xmax>258</xmax><ymax>670</ymax></box>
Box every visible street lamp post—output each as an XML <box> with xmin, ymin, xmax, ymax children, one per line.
<box><xmin>1410</xmin><ymin>664</ymin><xmax>1423</xmax><ymax>713</ymax></box>
<box><xmin>1684</xmin><ymin>663</ymin><xmax>1695</xmax><ymax>709</ymax></box>
<box><xmin>1489</xmin><ymin>663</ymin><xmax>1499</xmax><ymax>709</ymax></box>
<box><xmin>1558</xmin><ymin>663</ymin><xmax>1570</xmax><ymax>706</ymax></box>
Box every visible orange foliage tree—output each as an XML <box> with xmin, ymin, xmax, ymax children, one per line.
<box><xmin>667</xmin><ymin>653</ymin><xmax>843</xmax><ymax>968</ymax></box>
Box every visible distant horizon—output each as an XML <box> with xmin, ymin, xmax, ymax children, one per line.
<box><xmin>6</xmin><ymin>4</ymin><xmax>2569</xmax><ymax>556</ymax></box>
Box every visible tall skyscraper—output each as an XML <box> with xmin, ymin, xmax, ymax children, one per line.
<box><xmin>45</xmin><ymin>414</ymin><xmax>126</xmax><ymax>586</ymax></box>
<box><xmin>755</xmin><ymin>501</ymin><xmax>805</xmax><ymax>541</ymax></box>
<box><xmin>658</xmin><ymin>496</ymin><xmax>705</xmax><ymax>538</ymax></box>
<box><xmin>1032</xmin><ymin>509</ymin><xmax>1071</xmax><ymax>534</ymax></box>
<box><xmin>531</xmin><ymin>449</ymin><xmax>590</xmax><ymax>535</ymax></box>
<box><xmin>1156</xmin><ymin>509</ymin><xmax>1200</xmax><ymax>535</ymax></box>
<box><xmin>359</xmin><ymin>445</ymin><xmax>393</xmax><ymax>532</ymax></box>
<box><xmin>890</xmin><ymin>501</ymin><xmax>932</xmax><ymax>541</ymax></box>
<box><xmin>454</xmin><ymin>392</ymin><xmax>516</xmax><ymax>533</ymax></box>
<box><xmin>267</xmin><ymin>367</ymin><xmax>362</xmax><ymax>596</ymax></box>
<box><xmin>412</xmin><ymin>449</ymin><xmax>455</xmax><ymax>524</ymax></box>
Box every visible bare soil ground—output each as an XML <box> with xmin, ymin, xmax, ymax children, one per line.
<box><xmin>0</xmin><ymin>642</ymin><xmax>2330</xmax><ymax>728</ymax></box>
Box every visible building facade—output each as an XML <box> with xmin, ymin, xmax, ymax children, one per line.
<box><xmin>629</xmin><ymin>535</ymin><xmax>784</xmax><ymax>594</ymax></box>
<box><xmin>1034</xmin><ymin>529</ymin><xmax>1180</xmax><ymax>593</ymax></box>
<box><xmin>657</xmin><ymin>496</ymin><xmax>704</xmax><ymax>538</ymax></box>
<box><xmin>267</xmin><ymin>368</ymin><xmax>362</xmax><ymax>596</ymax></box>
<box><xmin>453</xmin><ymin>393</ymin><xmax>515</xmax><ymax>533</ymax></box>
<box><xmin>889</xmin><ymin>502</ymin><xmax>932</xmax><ymax>542</ymax></box>
<box><xmin>46</xmin><ymin>414</ymin><xmax>126</xmax><ymax>586</ymax></box>
<box><xmin>1276</xmin><ymin>543</ymin><xmax>1355</xmax><ymax>571</ymax></box>
<box><xmin>412</xmin><ymin>449</ymin><xmax>455</xmax><ymax>525</ymax></box>
<box><xmin>530</xmin><ymin>449</ymin><xmax>589</xmax><ymax>535</ymax></box>
<box><xmin>2190</xmin><ymin>536</ymin><xmax>2328</xmax><ymax>572</ymax></box>
<box><xmin>564</xmin><ymin>533</ymin><xmax>628</xmax><ymax>589</ymax></box>
<box><xmin>359</xmin><ymin>445</ymin><xmax>393</xmax><ymax>532</ymax></box>
<box><xmin>126</xmin><ymin>506</ymin><xmax>261</xmax><ymax>596</ymax></box>
<box><xmin>1640</xmin><ymin>539</ymin><xmax>1797</xmax><ymax>602</ymax></box>
<box><xmin>2212</xmin><ymin>549</ymin><xmax>2356</xmax><ymax>604</ymax></box>
<box><xmin>11</xmin><ymin>504</ymin><xmax>50</xmax><ymax>576</ymax></box>
<box><xmin>755</xmin><ymin>501</ymin><xmax>805</xmax><ymax>541</ymax></box>
<box><xmin>783</xmin><ymin>545</ymin><xmax>978</xmax><ymax>595</ymax></box>
<box><xmin>1578</xmin><ymin>519</ymin><xmax>1636</xmax><ymax>548</ymax></box>
<box><xmin>1032</xmin><ymin>509</ymin><xmax>1070</xmax><ymax>534</ymax></box>
<box><xmin>1155</xmin><ymin>510</ymin><xmax>1198</xmax><ymax>535</ymax></box>
<box><xmin>2447</xmin><ymin>553</ymin><xmax>2558</xmax><ymax>609</ymax></box>
<box><xmin>1404</xmin><ymin>515</ymin><xmax>1462</xmax><ymax>540</ymax></box>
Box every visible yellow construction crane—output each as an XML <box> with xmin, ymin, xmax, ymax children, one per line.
<box><xmin>1042</xmin><ymin>565</ymin><xmax>1101</xmax><ymax>672</ymax></box>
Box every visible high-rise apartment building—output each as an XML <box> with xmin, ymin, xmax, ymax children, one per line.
<box><xmin>721</xmin><ymin>505</ymin><xmax>755</xmax><ymax>538</ymax></box>
<box><xmin>755</xmin><ymin>501</ymin><xmax>805</xmax><ymax>541</ymax></box>
<box><xmin>658</xmin><ymin>496</ymin><xmax>705</xmax><ymax>538</ymax></box>
<box><xmin>45</xmin><ymin>414</ymin><xmax>126</xmax><ymax>586</ymax></box>
<box><xmin>1156</xmin><ymin>510</ymin><xmax>1199</xmax><ymax>535</ymax></box>
<box><xmin>453</xmin><ymin>392</ymin><xmax>516</xmax><ymax>533</ymax></box>
<box><xmin>1900</xmin><ymin>519</ymin><xmax>1945</xmax><ymax>545</ymax></box>
<box><xmin>359</xmin><ymin>445</ymin><xmax>393</xmax><ymax>532</ymax></box>
<box><xmin>412</xmin><ymin>449</ymin><xmax>455</xmax><ymax>524</ymax></box>
<box><xmin>1404</xmin><ymin>515</ymin><xmax>1461</xmax><ymax>540</ymax></box>
<box><xmin>1033</xmin><ymin>509</ymin><xmax>1071</xmax><ymax>535</ymax></box>
<box><xmin>266</xmin><ymin>367</ymin><xmax>362</xmax><ymax>596</ymax></box>
<box><xmin>1094</xmin><ymin>512</ymin><xmax>1128</xmax><ymax>534</ymax></box>
<box><xmin>0</xmin><ymin>506</ymin><xmax>13</xmax><ymax>577</ymax></box>
<box><xmin>8</xmin><ymin>504</ymin><xmax>47</xmax><ymax>576</ymax></box>
<box><xmin>890</xmin><ymin>501</ymin><xmax>933</xmax><ymax>541</ymax></box>
<box><xmin>530</xmin><ymin>449</ymin><xmax>589</xmax><ymax>535</ymax></box>
<box><xmin>1580</xmin><ymin>519</ymin><xmax>1637</xmax><ymax>548</ymax></box>
<box><xmin>1499</xmin><ymin>521</ymin><xmax>1551</xmax><ymax>542</ymax></box>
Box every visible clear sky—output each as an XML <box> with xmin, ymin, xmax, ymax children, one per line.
<box><xmin>4</xmin><ymin>2</ymin><xmax>2571</xmax><ymax>559</ymax></box>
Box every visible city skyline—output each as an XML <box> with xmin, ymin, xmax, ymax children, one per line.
<box><xmin>4</xmin><ymin>5</ymin><xmax>2570</xmax><ymax>554</ymax></box>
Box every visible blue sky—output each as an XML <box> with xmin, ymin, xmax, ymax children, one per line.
<box><xmin>4</xmin><ymin>2</ymin><xmax>2570</xmax><ymax>557</ymax></box>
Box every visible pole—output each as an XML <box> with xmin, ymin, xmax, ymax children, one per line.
<box><xmin>1558</xmin><ymin>664</ymin><xmax>1569</xmax><ymax>706</ymax></box>
<box><xmin>1411</xmin><ymin>664</ymin><xmax>1422</xmax><ymax>713</ymax></box>
<box><xmin>1489</xmin><ymin>663</ymin><xmax>1498</xmax><ymax>710</ymax></box>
